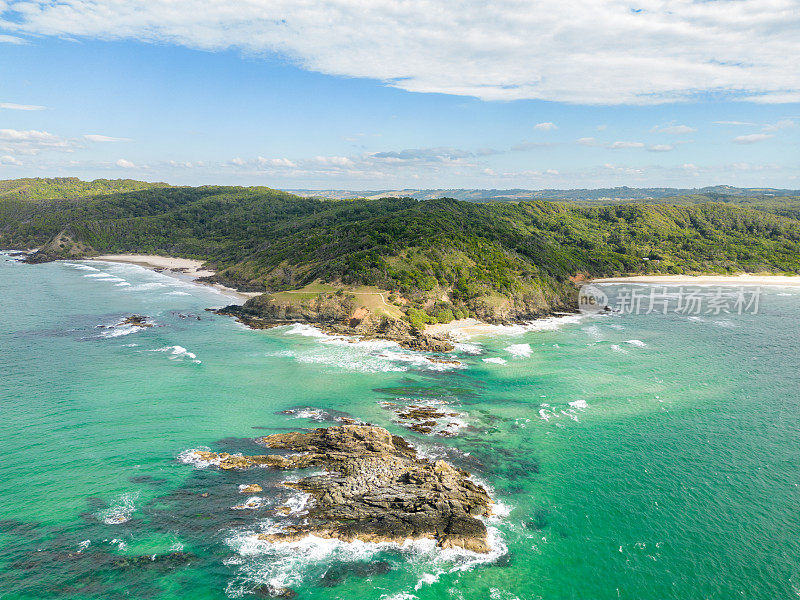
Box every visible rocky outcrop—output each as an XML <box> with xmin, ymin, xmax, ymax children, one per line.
<box><xmin>189</xmin><ymin>425</ymin><xmax>493</xmax><ymax>553</ymax></box>
<box><xmin>216</xmin><ymin>297</ymin><xmax>455</xmax><ymax>352</ymax></box>
<box><xmin>118</xmin><ymin>315</ymin><xmax>153</xmax><ymax>328</ymax></box>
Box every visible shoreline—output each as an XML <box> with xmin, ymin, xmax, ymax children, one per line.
<box><xmin>87</xmin><ymin>254</ymin><xmax>260</xmax><ymax>302</ymax></box>
<box><xmin>592</xmin><ymin>274</ymin><xmax>800</xmax><ymax>286</ymax></box>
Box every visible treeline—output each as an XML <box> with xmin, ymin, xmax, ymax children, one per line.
<box><xmin>3</xmin><ymin>178</ymin><xmax>800</xmax><ymax>316</ymax></box>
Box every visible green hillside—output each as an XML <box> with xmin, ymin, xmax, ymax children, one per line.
<box><xmin>3</xmin><ymin>178</ymin><xmax>800</xmax><ymax>324</ymax></box>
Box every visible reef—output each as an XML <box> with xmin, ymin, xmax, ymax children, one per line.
<box><xmin>187</xmin><ymin>425</ymin><xmax>493</xmax><ymax>553</ymax></box>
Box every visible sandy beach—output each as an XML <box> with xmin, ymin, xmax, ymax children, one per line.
<box><xmin>88</xmin><ymin>254</ymin><xmax>260</xmax><ymax>301</ymax></box>
<box><xmin>592</xmin><ymin>274</ymin><xmax>800</xmax><ymax>286</ymax></box>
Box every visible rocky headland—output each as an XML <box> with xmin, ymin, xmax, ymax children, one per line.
<box><xmin>215</xmin><ymin>295</ymin><xmax>456</xmax><ymax>352</ymax></box>
<box><xmin>187</xmin><ymin>425</ymin><xmax>494</xmax><ymax>553</ymax></box>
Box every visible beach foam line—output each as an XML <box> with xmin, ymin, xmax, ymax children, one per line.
<box><xmin>63</xmin><ymin>262</ymin><xmax>99</xmax><ymax>271</ymax></box>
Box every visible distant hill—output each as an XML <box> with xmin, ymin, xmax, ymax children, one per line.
<box><xmin>286</xmin><ymin>185</ymin><xmax>800</xmax><ymax>202</ymax></box>
<box><xmin>3</xmin><ymin>178</ymin><xmax>800</xmax><ymax>330</ymax></box>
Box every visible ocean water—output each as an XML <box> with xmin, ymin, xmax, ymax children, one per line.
<box><xmin>2</xmin><ymin>251</ymin><xmax>800</xmax><ymax>599</ymax></box>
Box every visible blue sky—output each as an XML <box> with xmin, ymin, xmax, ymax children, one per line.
<box><xmin>1</xmin><ymin>0</ymin><xmax>798</xmax><ymax>189</ymax></box>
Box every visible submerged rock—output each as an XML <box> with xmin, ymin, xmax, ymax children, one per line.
<box><xmin>239</xmin><ymin>483</ymin><xmax>263</xmax><ymax>494</ymax></box>
<box><xmin>210</xmin><ymin>425</ymin><xmax>494</xmax><ymax>552</ymax></box>
<box><xmin>119</xmin><ymin>315</ymin><xmax>153</xmax><ymax>327</ymax></box>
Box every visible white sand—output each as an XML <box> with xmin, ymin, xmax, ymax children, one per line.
<box><xmin>592</xmin><ymin>274</ymin><xmax>800</xmax><ymax>286</ymax></box>
<box><xmin>88</xmin><ymin>254</ymin><xmax>259</xmax><ymax>300</ymax></box>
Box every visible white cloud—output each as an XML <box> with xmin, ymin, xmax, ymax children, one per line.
<box><xmin>0</xmin><ymin>34</ymin><xmax>27</xmax><ymax>44</ymax></box>
<box><xmin>651</xmin><ymin>124</ymin><xmax>696</xmax><ymax>134</ymax></box>
<box><xmin>762</xmin><ymin>119</ymin><xmax>796</xmax><ymax>131</ymax></box>
<box><xmin>746</xmin><ymin>92</ymin><xmax>800</xmax><ymax>103</ymax></box>
<box><xmin>0</xmin><ymin>102</ymin><xmax>45</xmax><ymax>110</ymax></box>
<box><xmin>1</xmin><ymin>0</ymin><xmax>799</xmax><ymax>104</ymax></box>
<box><xmin>84</xmin><ymin>134</ymin><xmax>131</xmax><ymax>142</ymax></box>
<box><xmin>0</xmin><ymin>154</ymin><xmax>22</xmax><ymax>165</ymax></box>
<box><xmin>115</xmin><ymin>158</ymin><xmax>136</xmax><ymax>168</ymax></box>
<box><xmin>648</xmin><ymin>144</ymin><xmax>675</xmax><ymax>152</ymax></box>
<box><xmin>732</xmin><ymin>133</ymin><xmax>774</xmax><ymax>144</ymax></box>
<box><xmin>576</xmin><ymin>137</ymin><xmax>597</xmax><ymax>146</ymax></box>
<box><xmin>313</xmin><ymin>155</ymin><xmax>354</xmax><ymax>167</ymax></box>
<box><xmin>230</xmin><ymin>157</ymin><xmax>246</xmax><ymax>166</ymax></box>
<box><xmin>257</xmin><ymin>156</ymin><xmax>296</xmax><ymax>168</ymax></box>
<box><xmin>713</xmin><ymin>120</ymin><xmax>758</xmax><ymax>126</ymax></box>
<box><xmin>0</xmin><ymin>128</ymin><xmax>75</xmax><ymax>154</ymax></box>
<box><xmin>534</xmin><ymin>122</ymin><xmax>557</xmax><ymax>131</ymax></box>
<box><xmin>609</xmin><ymin>141</ymin><xmax>645</xmax><ymax>149</ymax></box>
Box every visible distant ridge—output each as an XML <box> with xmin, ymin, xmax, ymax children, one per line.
<box><xmin>285</xmin><ymin>185</ymin><xmax>800</xmax><ymax>202</ymax></box>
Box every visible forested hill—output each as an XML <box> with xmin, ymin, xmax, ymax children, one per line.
<box><xmin>2</xmin><ymin>177</ymin><xmax>800</xmax><ymax>323</ymax></box>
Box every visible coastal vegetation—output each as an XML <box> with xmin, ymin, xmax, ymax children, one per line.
<box><xmin>3</xmin><ymin>177</ymin><xmax>800</xmax><ymax>328</ymax></box>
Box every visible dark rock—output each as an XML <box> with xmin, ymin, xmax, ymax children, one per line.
<box><xmin>186</xmin><ymin>425</ymin><xmax>495</xmax><ymax>553</ymax></box>
<box><xmin>252</xmin><ymin>584</ymin><xmax>298</xmax><ymax>598</ymax></box>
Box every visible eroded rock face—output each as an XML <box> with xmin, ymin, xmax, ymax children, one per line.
<box><xmin>188</xmin><ymin>425</ymin><xmax>493</xmax><ymax>553</ymax></box>
<box><xmin>215</xmin><ymin>301</ymin><xmax>456</xmax><ymax>352</ymax></box>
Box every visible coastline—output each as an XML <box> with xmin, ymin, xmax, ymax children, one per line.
<box><xmin>592</xmin><ymin>274</ymin><xmax>800</xmax><ymax>286</ymax></box>
<box><xmin>87</xmin><ymin>254</ymin><xmax>260</xmax><ymax>302</ymax></box>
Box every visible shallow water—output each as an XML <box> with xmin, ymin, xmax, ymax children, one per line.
<box><xmin>2</xmin><ymin>251</ymin><xmax>800</xmax><ymax>599</ymax></box>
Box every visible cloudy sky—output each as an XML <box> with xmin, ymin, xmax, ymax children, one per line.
<box><xmin>1</xmin><ymin>0</ymin><xmax>798</xmax><ymax>189</ymax></box>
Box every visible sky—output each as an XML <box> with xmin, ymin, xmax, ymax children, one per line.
<box><xmin>0</xmin><ymin>0</ymin><xmax>798</xmax><ymax>190</ymax></box>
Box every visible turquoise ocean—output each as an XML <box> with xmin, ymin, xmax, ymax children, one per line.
<box><xmin>2</xmin><ymin>250</ymin><xmax>800</xmax><ymax>599</ymax></box>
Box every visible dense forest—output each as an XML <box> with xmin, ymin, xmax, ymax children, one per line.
<box><xmin>3</xmin><ymin>177</ymin><xmax>800</xmax><ymax>322</ymax></box>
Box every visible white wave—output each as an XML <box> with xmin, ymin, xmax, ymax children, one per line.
<box><xmin>524</xmin><ymin>313</ymin><xmax>584</xmax><ymax>332</ymax></box>
<box><xmin>125</xmin><ymin>282</ymin><xmax>168</xmax><ymax>292</ymax></box>
<box><xmin>232</xmin><ymin>497</ymin><xmax>265</xmax><ymax>510</ymax></box>
<box><xmin>150</xmin><ymin>345</ymin><xmax>201</xmax><ymax>363</ymax></box>
<box><xmin>282</xmin><ymin>323</ymin><xmax>328</xmax><ymax>338</ymax></box>
<box><xmin>98</xmin><ymin>492</ymin><xmax>138</xmax><ymax>525</ymax></box>
<box><xmin>713</xmin><ymin>319</ymin><xmax>737</xmax><ymax>328</ymax></box>
<box><xmin>115</xmin><ymin>282</ymin><xmax>131</xmax><ymax>287</ymax></box>
<box><xmin>505</xmin><ymin>343</ymin><xmax>532</xmax><ymax>358</ymax></box>
<box><xmin>453</xmin><ymin>342</ymin><xmax>482</xmax><ymax>355</ymax></box>
<box><xmin>77</xmin><ymin>539</ymin><xmax>91</xmax><ymax>552</ymax></box>
<box><xmin>224</xmin><ymin>524</ymin><xmax>507</xmax><ymax>598</ymax></box>
<box><xmin>582</xmin><ymin>325</ymin><xmax>604</xmax><ymax>340</ymax></box>
<box><xmin>482</xmin><ymin>357</ymin><xmax>507</xmax><ymax>365</ymax></box>
<box><xmin>166</xmin><ymin>290</ymin><xmax>191</xmax><ymax>296</ymax></box>
<box><xmin>624</xmin><ymin>339</ymin><xmax>647</xmax><ymax>347</ymax></box>
<box><xmin>99</xmin><ymin>325</ymin><xmax>144</xmax><ymax>338</ymax></box>
<box><xmin>285</xmin><ymin>407</ymin><xmax>327</xmax><ymax>420</ymax></box>
<box><xmin>490</xmin><ymin>500</ymin><xmax>513</xmax><ymax>520</ymax></box>
<box><xmin>282</xmin><ymin>492</ymin><xmax>312</xmax><ymax>516</ymax></box>
<box><xmin>178</xmin><ymin>447</ymin><xmax>223</xmax><ymax>468</ymax></box>
<box><xmin>610</xmin><ymin>344</ymin><xmax>628</xmax><ymax>354</ymax></box>
<box><xmin>568</xmin><ymin>399</ymin><xmax>588</xmax><ymax>409</ymax></box>
<box><xmin>84</xmin><ymin>272</ymin><xmax>112</xmax><ymax>278</ymax></box>
<box><xmin>64</xmin><ymin>263</ymin><xmax>99</xmax><ymax>271</ymax></box>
